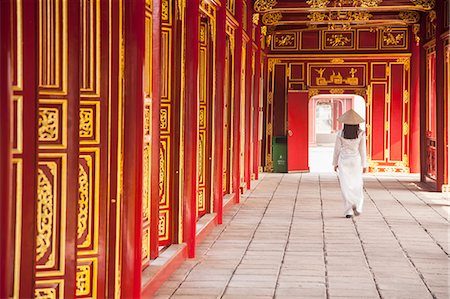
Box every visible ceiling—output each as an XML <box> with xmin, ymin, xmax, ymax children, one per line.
<box><xmin>253</xmin><ymin>0</ymin><xmax>435</xmax><ymax>31</ymax></box>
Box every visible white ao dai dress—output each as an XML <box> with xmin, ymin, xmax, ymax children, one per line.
<box><xmin>332</xmin><ymin>130</ymin><xmax>368</xmax><ymax>216</ymax></box>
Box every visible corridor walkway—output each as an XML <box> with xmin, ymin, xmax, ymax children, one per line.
<box><xmin>154</xmin><ymin>173</ymin><xmax>449</xmax><ymax>299</ymax></box>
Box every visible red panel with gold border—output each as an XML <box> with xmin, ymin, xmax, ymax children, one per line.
<box><xmin>264</xmin><ymin>55</ymin><xmax>411</xmax><ymax>173</ymax></box>
<box><xmin>425</xmin><ymin>43</ymin><xmax>437</xmax><ymax>180</ymax></box>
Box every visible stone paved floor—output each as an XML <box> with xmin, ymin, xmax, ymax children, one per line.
<box><xmin>153</xmin><ymin>173</ymin><xmax>450</xmax><ymax>299</ymax></box>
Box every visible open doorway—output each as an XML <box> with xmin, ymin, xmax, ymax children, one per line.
<box><xmin>308</xmin><ymin>94</ymin><xmax>366</xmax><ymax>173</ymax></box>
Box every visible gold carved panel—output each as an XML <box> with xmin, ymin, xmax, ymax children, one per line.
<box><xmin>38</xmin><ymin>100</ymin><xmax>67</xmax><ymax>148</ymax></box>
<box><xmin>160</xmin><ymin>104</ymin><xmax>171</xmax><ymax>134</ymax></box>
<box><xmin>79</xmin><ymin>101</ymin><xmax>100</xmax><ymax>144</ymax></box>
<box><xmin>272</xmin><ymin>32</ymin><xmax>298</xmax><ymax>51</ymax></box>
<box><xmin>380</xmin><ymin>28</ymin><xmax>408</xmax><ymax>49</ymax></box>
<box><xmin>158</xmin><ymin>210</ymin><xmax>169</xmax><ymax>241</ymax></box>
<box><xmin>159</xmin><ymin>137</ymin><xmax>170</xmax><ymax>208</ymax></box>
<box><xmin>35</xmin><ymin>280</ymin><xmax>64</xmax><ymax>299</ymax></box>
<box><xmin>76</xmin><ymin>258</ymin><xmax>97</xmax><ymax>298</ymax></box>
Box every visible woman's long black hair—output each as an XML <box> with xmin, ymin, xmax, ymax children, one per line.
<box><xmin>342</xmin><ymin>124</ymin><xmax>359</xmax><ymax>139</ymax></box>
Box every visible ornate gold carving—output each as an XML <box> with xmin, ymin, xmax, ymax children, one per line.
<box><xmin>78</xmin><ymin>164</ymin><xmax>89</xmax><ymax>240</ymax></box>
<box><xmin>143</xmin><ymin>145</ymin><xmax>150</xmax><ymax>221</ymax></box>
<box><xmin>261</xmin><ymin>26</ymin><xmax>267</xmax><ymax>36</ymax></box>
<box><xmin>309</xmin><ymin>89</ymin><xmax>319</xmax><ymax>97</ymax></box>
<box><xmin>355</xmin><ymin>89</ymin><xmax>367</xmax><ymax>97</ymax></box>
<box><xmin>142</xmin><ymin>229</ymin><xmax>149</xmax><ymax>262</ymax></box>
<box><xmin>80</xmin><ymin>108</ymin><xmax>94</xmax><ymax>138</ymax></box>
<box><xmin>403</xmin><ymin>90</ymin><xmax>410</xmax><ymax>103</ymax></box>
<box><xmin>254</xmin><ymin>0</ymin><xmax>277</xmax><ymax>12</ymax></box>
<box><xmin>403</xmin><ymin>122</ymin><xmax>409</xmax><ymax>135</ymax></box>
<box><xmin>262</xmin><ymin>12</ymin><xmax>282</xmax><ymax>25</ymax></box>
<box><xmin>383</xmin><ymin>29</ymin><xmax>404</xmax><ymax>46</ymax></box>
<box><xmin>307</xmin><ymin>0</ymin><xmax>329</xmax><ymax>8</ymax></box>
<box><xmin>314</xmin><ymin>68</ymin><xmax>359</xmax><ymax>86</ymax></box>
<box><xmin>35</xmin><ymin>289</ymin><xmax>56</xmax><ymax>299</ymax></box>
<box><xmin>275</xmin><ymin>34</ymin><xmax>295</xmax><ymax>47</ymax></box>
<box><xmin>267</xmin><ymin>123</ymin><xmax>273</xmax><ymax>135</ymax></box>
<box><xmin>331</xmin><ymin>58</ymin><xmax>345</xmax><ymax>64</ymax></box>
<box><xmin>177</xmin><ymin>0</ymin><xmax>185</xmax><ymax>20</ymax></box>
<box><xmin>252</xmin><ymin>13</ymin><xmax>260</xmax><ymax>25</ymax></box>
<box><xmin>308</xmin><ymin>12</ymin><xmax>326</xmax><ymax>22</ymax></box>
<box><xmin>199</xmin><ymin>108</ymin><xmax>205</xmax><ymax>128</ymax></box>
<box><xmin>198</xmin><ymin>189</ymin><xmax>205</xmax><ymax>210</ymax></box>
<box><xmin>330</xmin><ymin>88</ymin><xmax>345</xmax><ymax>94</ymax></box>
<box><xmin>158</xmin><ymin>214</ymin><xmax>166</xmax><ymax>236</ymax></box>
<box><xmin>267</xmin><ymin>92</ymin><xmax>273</xmax><ymax>104</ymax></box>
<box><xmin>413</xmin><ymin>24</ymin><xmax>421</xmax><ymax>45</ymax></box>
<box><xmin>160</xmin><ymin>109</ymin><xmax>168</xmax><ymax>130</ymax></box>
<box><xmin>327</xmin><ymin>34</ymin><xmax>351</xmax><ymax>47</ymax></box>
<box><xmin>200</xmin><ymin>26</ymin><xmax>206</xmax><ymax>44</ymax></box>
<box><xmin>39</xmin><ymin>108</ymin><xmax>58</xmax><ymax>141</ymax></box>
<box><xmin>359</xmin><ymin>0</ymin><xmax>383</xmax><ymax>7</ymax></box>
<box><xmin>410</xmin><ymin>0</ymin><xmax>435</xmax><ymax>10</ymax></box>
<box><xmin>268</xmin><ymin>59</ymin><xmax>281</xmax><ymax>72</ymax></box>
<box><xmin>396</xmin><ymin>57</ymin><xmax>410</xmax><ymax>71</ymax></box>
<box><xmin>76</xmin><ymin>265</ymin><xmax>91</xmax><ymax>296</ymax></box>
<box><xmin>162</xmin><ymin>0</ymin><xmax>169</xmax><ymax>20</ymax></box>
<box><xmin>399</xmin><ymin>11</ymin><xmax>420</xmax><ymax>24</ymax></box>
<box><xmin>144</xmin><ymin>106</ymin><xmax>151</xmax><ymax>136</ymax></box>
<box><xmin>36</xmin><ymin>168</ymin><xmax>54</xmax><ymax>262</ymax></box>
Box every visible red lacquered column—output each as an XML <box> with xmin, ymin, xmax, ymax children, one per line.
<box><xmin>121</xmin><ymin>0</ymin><xmax>145</xmax><ymax>297</ymax></box>
<box><xmin>183</xmin><ymin>0</ymin><xmax>200</xmax><ymax>258</ymax></box>
<box><xmin>410</xmin><ymin>26</ymin><xmax>421</xmax><ymax>173</ymax></box>
<box><xmin>213</xmin><ymin>4</ymin><xmax>226</xmax><ymax>224</ymax></box>
<box><xmin>233</xmin><ymin>0</ymin><xmax>243</xmax><ymax>202</ymax></box>
<box><xmin>253</xmin><ymin>25</ymin><xmax>262</xmax><ymax>180</ymax></box>
<box><xmin>435</xmin><ymin>0</ymin><xmax>445</xmax><ymax>190</ymax></box>
<box><xmin>150</xmin><ymin>0</ymin><xmax>162</xmax><ymax>260</ymax></box>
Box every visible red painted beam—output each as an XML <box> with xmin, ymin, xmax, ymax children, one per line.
<box><xmin>233</xmin><ymin>0</ymin><xmax>244</xmax><ymax>202</ymax></box>
<box><xmin>183</xmin><ymin>0</ymin><xmax>200</xmax><ymax>258</ymax></box>
<box><xmin>213</xmin><ymin>4</ymin><xmax>226</xmax><ymax>224</ymax></box>
<box><xmin>0</xmin><ymin>0</ymin><xmax>13</xmax><ymax>296</ymax></box>
<box><xmin>410</xmin><ymin>26</ymin><xmax>421</xmax><ymax>173</ymax></box>
<box><xmin>122</xmin><ymin>0</ymin><xmax>145</xmax><ymax>297</ymax></box>
<box><xmin>435</xmin><ymin>0</ymin><xmax>446</xmax><ymax>190</ymax></box>
<box><xmin>150</xmin><ymin>0</ymin><xmax>162</xmax><ymax>260</ymax></box>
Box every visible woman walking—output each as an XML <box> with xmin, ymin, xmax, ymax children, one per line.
<box><xmin>332</xmin><ymin>109</ymin><xmax>368</xmax><ymax>218</ymax></box>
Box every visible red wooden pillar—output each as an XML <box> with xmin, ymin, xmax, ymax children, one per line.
<box><xmin>420</xmin><ymin>15</ymin><xmax>428</xmax><ymax>182</ymax></box>
<box><xmin>233</xmin><ymin>0</ymin><xmax>243</xmax><ymax>201</ymax></box>
<box><xmin>183</xmin><ymin>0</ymin><xmax>200</xmax><ymax>258</ymax></box>
<box><xmin>410</xmin><ymin>26</ymin><xmax>421</xmax><ymax>173</ymax></box>
<box><xmin>17</xmin><ymin>1</ymin><xmax>39</xmax><ymax>297</ymax></box>
<box><xmin>435</xmin><ymin>0</ymin><xmax>445</xmax><ymax>190</ymax></box>
<box><xmin>213</xmin><ymin>3</ymin><xmax>226</xmax><ymax>224</ymax></box>
<box><xmin>244</xmin><ymin>45</ymin><xmax>253</xmax><ymax>189</ymax></box>
<box><xmin>150</xmin><ymin>0</ymin><xmax>161</xmax><ymax>260</ymax></box>
<box><xmin>253</xmin><ymin>25</ymin><xmax>262</xmax><ymax>180</ymax></box>
<box><xmin>121</xmin><ymin>0</ymin><xmax>145</xmax><ymax>297</ymax></box>
<box><xmin>0</xmin><ymin>0</ymin><xmax>13</xmax><ymax>296</ymax></box>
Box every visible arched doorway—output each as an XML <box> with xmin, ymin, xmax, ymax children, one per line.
<box><xmin>308</xmin><ymin>94</ymin><xmax>366</xmax><ymax>172</ymax></box>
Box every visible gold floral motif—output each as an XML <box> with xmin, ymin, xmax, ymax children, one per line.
<box><xmin>309</xmin><ymin>89</ymin><xmax>319</xmax><ymax>97</ymax></box>
<box><xmin>36</xmin><ymin>168</ymin><xmax>54</xmax><ymax>262</ymax></box>
<box><xmin>267</xmin><ymin>92</ymin><xmax>273</xmax><ymax>104</ymax></box>
<box><xmin>410</xmin><ymin>0</ymin><xmax>435</xmax><ymax>10</ymax></box>
<box><xmin>330</xmin><ymin>88</ymin><xmax>345</xmax><ymax>94</ymax></box>
<box><xmin>383</xmin><ymin>29</ymin><xmax>404</xmax><ymax>46</ymax></box>
<box><xmin>158</xmin><ymin>214</ymin><xmax>166</xmax><ymax>236</ymax></box>
<box><xmin>199</xmin><ymin>109</ymin><xmax>205</xmax><ymax>128</ymax></box>
<box><xmin>76</xmin><ymin>265</ymin><xmax>91</xmax><ymax>296</ymax></box>
<box><xmin>307</xmin><ymin>0</ymin><xmax>329</xmax><ymax>8</ymax></box>
<box><xmin>355</xmin><ymin>89</ymin><xmax>367</xmax><ymax>97</ymax></box>
<box><xmin>254</xmin><ymin>0</ymin><xmax>277</xmax><ymax>12</ymax></box>
<box><xmin>200</xmin><ymin>26</ymin><xmax>206</xmax><ymax>43</ymax></box>
<box><xmin>78</xmin><ymin>164</ymin><xmax>89</xmax><ymax>240</ymax></box>
<box><xmin>159</xmin><ymin>145</ymin><xmax>166</xmax><ymax>200</ymax></box>
<box><xmin>35</xmin><ymin>288</ymin><xmax>56</xmax><ymax>299</ymax></box>
<box><xmin>198</xmin><ymin>189</ymin><xmax>205</xmax><ymax>210</ymax></box>
<box><xmin>267</xmin><ymin>123</ymin><xmax>273</xmax><ymax>135</ymax></box>
<box><xmin>359</xmin><ymin>0</ymin><xmax>383</xmax><ymax>7</ymax></box>
<box><xmin>331</xmin><ymin>58</ymin><xmax>345</xmax><ymax>64</ymax></box>
<box><xmin>268</xmin><ymin>59</ymin><xmax>281</xmax><ymax>72</ymax></box>
<box><xmin>308</xmin><ymin>12</ymin><xmax>326</xmax><ymax>22</ymax></box>
<box><xmin>198</xmin><ymin>135</ymin><xmax>204</xmax><ymax>183</ymax></box>
<box><xmin>162</xmin><ymin>0</ymin><xmax>169</xmax><ymax>20</ymax></box>
<box><xmin>399</xmin><ymin>11</ymin><xmax>420</xmax><ymax>23</ymax></box>
<box><xmin>403</xmin><ymin>122</ymin><xmax>409</xmax><ymax>135</ymax></box>
<box><xmin>403</xmin><ymin>90</ymin><xmax>410</xmax><ymax>103</ymax></box>
<box><xmin>261</xmin><ymin>26</ymin><xmax>267</xmax><ymax>36</ymax></box>
<box><xmin>275</xmin><ymin>34</ymin><xmax>295</xmax><ymax>47</ymax></box>
<box><xmin>413</xmin><ymin>24</ymin><xmax>421</xmax><ymax>45</ymax></box>
<box><xmin>144</xmin><ymin>106</ymin><xmax>151</xmax><ymax>136</ymax></box>
<box><xmin>327</xmin><ymin>34</ymin><xmax>351</xmax><ymax>47</ymax></box>
<box><xmin>396</xmin><ymin>57</ymin><xmax>410</xmax><ymax>71</ymax></box>
<box><xmin>252</xmin><ymin>13</ymin><xmax>260</xmax><ymax>25</ymax></box>
<box><xmin>262</xmin><ymin>12</ymin><xmax>282</xmax><ymax>25</ymax></box>
<box><xmin>143</xmin><ymin>145</ymin><xmax>150</xmax><ymax>221</ymax></box>
<box><xmin>160</xmin><ymin>109</ymin><xmax>168</xmax><ymax>130</ymax></box>
<box><xmin>79</xmin><ymin>108</ymin><xmax>94</xmax><ymax>138</ymax></box>
<box><xmin>39</xmin><ymin>108</ymin><xmax>58</xmax><ymax>141</ymax></box>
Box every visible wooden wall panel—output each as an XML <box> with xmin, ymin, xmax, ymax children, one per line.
<box><xmin>389</xmin><ymin>63</ymin><xmax>405</xmax><ymax>162</ymax></box>
<box><xmin>371</xmin><ymin>83</ymin><xmax>386</xmax><ymax>161</ymax></box>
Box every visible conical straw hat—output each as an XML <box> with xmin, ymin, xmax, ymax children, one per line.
<box><xmin>337</xmin><ymin>109</ymin><xmax>365</xmax><ymax>124</ymax></box>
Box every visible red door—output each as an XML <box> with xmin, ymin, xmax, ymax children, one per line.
<box><xmin>288</xmin><ymin>91</ymin><xmax>309</xmax><ymax>172</ymax></box>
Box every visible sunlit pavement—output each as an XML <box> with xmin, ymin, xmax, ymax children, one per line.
<box><xmin>153</xmin><ymin>173</ymin><xmax>449</xmax><ymax>299</ymax></box>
